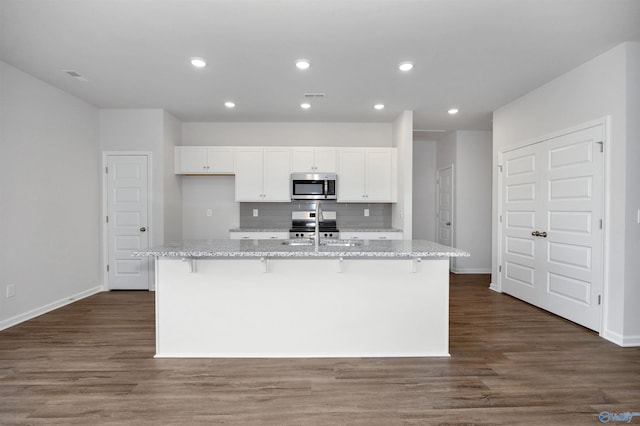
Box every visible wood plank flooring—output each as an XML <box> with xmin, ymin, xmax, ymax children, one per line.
<box><xmin>1</xmin><ymin>274</ymin><xmax>638</xmax><ymax>425</ymax></box>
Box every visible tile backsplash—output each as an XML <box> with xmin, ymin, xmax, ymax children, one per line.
<box><xmin>239</xmin><ymin>201</ymin><xmax>392</xmax><ymax>229</ymax></box>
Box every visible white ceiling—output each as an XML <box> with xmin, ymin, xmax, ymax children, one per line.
<box><xmin>1</xmin><ymin>0</ymin><xmax>639</xmax><ymax>132</ymax></box>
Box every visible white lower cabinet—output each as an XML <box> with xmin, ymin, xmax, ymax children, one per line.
<box><xmin>230</xmin><ymin>232</ymin><xmax>289</xmax><ymax>240</ymax></box>
<box><xmin>235</xmin><ymin>147</ymin><xmax>291</xmax><ymax>202</ymax></box>
<box><xmin>340</xmin><ymin>231</ymin><xmax>403</xmax><ymax>240</ymax></box>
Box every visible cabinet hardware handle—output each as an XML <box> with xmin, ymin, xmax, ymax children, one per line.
<box><xmin>539</xmin><ymin>231</ymin><xmax>547</xmax><ymax>238</ymax></box>
<box><xmin>531</xmin><ymin>231</ymin><xmax>540</xmax><ymax>237</ymax></box>
<box><xmin>139</xmin><ymin>227</ymin><xmax>146</xmax><ymax>232</ymax></box>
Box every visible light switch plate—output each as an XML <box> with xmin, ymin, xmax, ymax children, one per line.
<box><xmin>364</xmin><ymin>209</ymin><xmax>369</xmax><ymax>217</ymax></box>
<box><xmin>253</xmin><ymin>209</ymin><xmax>259</xmax><ymax>217</ymax></box>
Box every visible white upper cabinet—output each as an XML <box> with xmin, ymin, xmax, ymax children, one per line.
<box><xmin>235</xmin><ymin>147</ymin><xmax>291</xmax><ymax>202</ymax></box>
<box><xmin>337</xmin><ymin>148</ymin><xmax>397</xmax><ymax>202</ymax></box>
<box><xmin>291</xmin><ymin>147</ymin><xmax>337</xmax><ymax>173</ymax></box>
<box><xmin>175</xmin><ymin>146</ymin><xmax>235</xmax><ymax>174</ymax></box>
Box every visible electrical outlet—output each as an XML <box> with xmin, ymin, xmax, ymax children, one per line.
<box><xmin>6</xmin><ymin>284</ymin><xmax>15</xmax><ymax>298</ymax></box>
<box><xmin>206</xmin><ymin>209</ymin><xmax>213</xmax><ymax>217</ymax></box>
<box><xmin>364</xmin><ymin>208</ymin><xmax>369</xmax><ymax>217</ymax></box>
<box><xmin>253</xmin><ymin>209</ymin><xmax>259</xmax><ymax>217</ymax></box>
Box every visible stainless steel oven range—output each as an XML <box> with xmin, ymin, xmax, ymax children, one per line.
<box><xmin>289</xmin><ymin>210</ymin><xmax>339</xmax><ymax>239</ymax></box>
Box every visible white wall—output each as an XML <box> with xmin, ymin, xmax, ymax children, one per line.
<box><xmin>183</xmin><ymin>122</ymin><xmax>392</xmax><ymax>147</ymax></box>
<box><xmin>180</xmin><ymin>121</ymin><xmax>394</xmax><ymax>238</ymax></box>
<box><xmin>412</xmin><ymin>140</ymin><xmax>437</xmax><ymax>240</ymax></box>
<box><xmin>624</xmin><ymin>42</ymin><xmax>640</xmax><ymax>340</ymax></box>
<box><xmin>434</xmin><ymin>130</ymin><xmax>492</xmax><ymax>272</ymax></box>
<box><xmin>455</xmin><ymin>131</ymin><xmax>492</xmax><ymax>273</ymax></box>
<box><xmin>0</xmin><ymin>61</ymin><xmax>101</xmax><ymax>329</ymax></box>
<box><xmin>163</xmin><ymin>111</ymin><xmax>183</xmax><ymax>244</ymax></box>
<box><xmin>99</xmin><ymin>109</ymin><xmax>165</xmax><ymax>249</ymax></box>
<box><xmin>182</xmin><ymin>176</ymin><xmax>239</xmax><ymax>239</ymax></box>
<box><xmin>492</xmin><ymin>42</ymin><xmax>640</xmax><ymax>346</ymax></box>
<box><xmin>99</xmin><ymin>109</ymin><xmax>183</xmax><ymax>287</ymax></box>
<box><xmin>392</xmin><ymin>111</ymin><xmax>413</xmax><ymax>236</ymax></box>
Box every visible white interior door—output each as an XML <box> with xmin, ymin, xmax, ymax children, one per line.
<box><xmin>501</xmin><ymin>143</ymin><xmax>541</xmax><ymax>304</ymax></box>
<box><xmin>501</xmin><ymin>124</ymin><xmax>604</xmax><ymax>331</ymax></box>
<box><xmin>437</xmin><ymin>166</ymin><xmax>454</xmax><ymax>248</ymax></box>
<box><xmin>106</xmin><ymin>155</ymin><xmax>150</xmax><ymax>290</ymax></box>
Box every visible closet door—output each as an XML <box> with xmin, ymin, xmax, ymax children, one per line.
<box><xmin>501</xmin><ymin>124</ymin><xmax>604</xmax><ymax>331</ymax></box>
<box><xmin>502</xmin><ymin>143</ymin><xmax>544</xmax><ymax>305</ymax></box>
<box><xmin>539</xmin><ymin>125</ymin><xmax>604</xmax><ymax>331</ymax></box>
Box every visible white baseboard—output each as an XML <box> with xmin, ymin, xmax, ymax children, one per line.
<box><xmin>0</xmin><ymin>286</ymin><xmax>103</xmax><ymax>331</ymax></box>
<box><xmin>451</xmin><ymin>267</ymin><xmax>491</xmax><ymax>274</ymax></box>
<box><xmin>489</xmin><ymin>282</ymin><xmax>501</xmax><ymax>293</ymax></box>
<box><xmin>602</xmin><ymin>329</ymin><xmax>640</xmax><ymax>347</ymax></box>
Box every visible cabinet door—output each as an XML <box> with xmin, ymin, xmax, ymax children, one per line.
<box><xmin>262</xmin><ymin>147</ymin><xmax>291</xmax><ymax>201</ymax></box>
<box><xmin>365</xmin><ymin>149</ymin><xmax>395</xmax><ymax>202</ymax></box>
<box><xmin>230</xmin><ymin>232</ymin><xmax>289</xmax><ymax>240</ymax></box>
<box><xmin>291</xmin><ymin>148</ymin><xmax>315</xmax><ymax>172</ymax></box>
<box><xmin>206</xmin><ymin>147</ymin><xmax>235</xmax><ymax>173</ymax></box>
<box><xmin>337</xmin><ymin>149</ymin><xmax>366</xmax><ymax>202</ymax></box>
<box><xmin>175</xmin><ymin>147</ymin><xmax>208</xmax><ymax>173</ymax></box>
<box><xmin>235</xmin><ymin>148</ymin><xmax>264</xmax><ymax>201</ymax></box>
<box><xmin>314</xmin><ymin>148</ymin><xmax>337</xmax><ymax>172</ymax></box>
<box><xmin>340</xmin><ymin>231</ymin><xmax>403</xmax><ymax>240</ymax></box>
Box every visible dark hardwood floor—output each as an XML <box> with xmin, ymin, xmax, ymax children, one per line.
<box><xmin>1</xmin><ymin>274</ymin><xmax>638</xmax><ymax>425</ymax></box>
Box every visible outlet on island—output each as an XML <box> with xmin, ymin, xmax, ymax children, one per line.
<box><xmin>253</xmin><ymin>209</ymin><xmax>259</xmax><ymax>217</ymax></box>
<box><xmin>364</xmin><ymin>208</ymin><xmax>369</xmax><ymax>217</ymax></box>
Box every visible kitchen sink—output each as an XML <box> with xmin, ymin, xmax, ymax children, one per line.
<box><xmin>321</xmin><ymin>240</ymin><xmax>362</xmax><ymax>247</ymax></box>
<box><xmin>281</xmin><ymin>239</ymin><xmax>314</xmax><ymax>246</ymax></box>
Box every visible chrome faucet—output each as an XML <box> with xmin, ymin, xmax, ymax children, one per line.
<box><xmin>314</xmin><ymin>201</ymin><xmax>323</xmax><ymax>249</ymax></box>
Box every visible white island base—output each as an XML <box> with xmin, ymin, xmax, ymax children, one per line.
<box><xmin>155</xmin><ymin>257</ymin><xmax>450</xmax><ymax>358</ymax></box>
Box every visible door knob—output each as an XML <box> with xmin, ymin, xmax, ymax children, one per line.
<box><xmin>446</xmin><ymin>222</ymin><xmax>451</xmax><ymax>226</ymax></box>
<box><xmin>139</xmin><ymin>227</ymin><xmax>146</xmax><ymax>232</ymax></box>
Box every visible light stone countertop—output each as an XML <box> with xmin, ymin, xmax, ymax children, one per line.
<box><xmin>133</xmin><ymin>239</ymin><xmax>469</xmax><ymax>259</ymax></box>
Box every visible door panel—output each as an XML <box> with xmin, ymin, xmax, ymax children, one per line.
<box><xmin>437</xmin><ymin>167</ymin><xmax>453</xmax><ymax>248</ymax></box>
<box><xmin>502</xmin><ymin>143</ymin><xmax>541</xmax><ymax>303</ymax></box>
<box><xmin>539</xmin><ymin>125</ymin><xmax>604</xmax><ymax>330</ymax></box>
<box><xmin>107</xmin><ymin>155</ymin><xmax>149</xmax><ymax>290</ymax></box>
<box><xmin>501</xmin><ymin>124</ymin><xmax>604</xmax><ymax>331</ymax></box>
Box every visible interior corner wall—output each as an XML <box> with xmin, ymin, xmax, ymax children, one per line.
<box><xmin>0</xmin><ymin>60</ymin><xmax>101</xmax><ymax>330</ymax></box>
<box><xmin>455</xmin><ymin>131</ymin><xmax>492</xmax><ymax>273</ymax></box>
<box><xmin>163</xmin><ymin>111</ymin><xmax>183</xmax><ymax>244</ymax></box>
<box><xmin>412</xmin><ymin>140</ymin><xmax>437</xmax><ymax>240</ymax></box>
<box><xmin>392</xmin><ymin>111</ymin><xmax>413</xmax><ymax>236</ymax></box>
<box><xmin>624</xmin><ymin>42</ymin><xmax>640</xmax><ymax>341</ymax></box>
<box><xmin>492</xmin><ymin>42</ymin><xmax>633</xmax><ymax>345</ymax></box>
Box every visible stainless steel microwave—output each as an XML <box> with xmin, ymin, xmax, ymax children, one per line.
<box><xmin>291</xmin><ymin>172</ymin><xmax>337</xmax><ymax>200</ymax></box>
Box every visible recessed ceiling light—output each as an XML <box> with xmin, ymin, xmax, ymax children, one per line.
<box><xmin>300</xmin><ymin>102</ymin><xmax>311</xmax><ymax>109</ymax></box>
<box><xmin>190</xmin><ymin>57</ymin><xmax>207</xmax><ymax>68</ymax></box>
<box><xmin>398</xmin><ymin>61</ymin><xmax>414</xmax><ymax>71</ymax></box>
<box><xmin>448</xmin><ymin>108</ymin><xmax>459</xmax><ymax>115</ymax></box>
<box><xmin>374</xmin><ymin>104</ymin><xmax>385</xmax><ymax>110</ymax></box>
<box><xmin>224</xmin><ymin>101</ymin><xmax>236</xmax><ymax>108</ymax></box>
<box><xmin>295</xmin><ymin>59</ymin><xmax>311</xmax><ymax>70</ymax></box>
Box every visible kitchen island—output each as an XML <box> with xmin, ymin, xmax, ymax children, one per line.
<box><xmin>135</xmin><ymin>239</ymin><xmax>469</xmax><ymax>358</ymax></box>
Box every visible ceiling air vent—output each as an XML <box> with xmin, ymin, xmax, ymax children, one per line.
<box><xmin>64</xmin><ymin>70</ymin><xmax>88</xmax><ymax>82</ymax></box>
<box><xmin>303</xmin><ymin>93</ymin><xmax>326</xmax><ymax>98</ymax></box>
